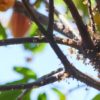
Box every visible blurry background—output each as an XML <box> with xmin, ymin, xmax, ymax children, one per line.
<box><xmin>0</xmin><ymin>0</ymin><xmax>99</xmax><ymax>100</ymax></box>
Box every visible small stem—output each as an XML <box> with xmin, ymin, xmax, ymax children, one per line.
<box><xmin>0</xmin><ymin>36</ymin><xmax>79</xmax><ymax>49</ymax></box>
<box><xmin>87</xmin><ymin>0</ymin><xmax>96</xmax><ymax>33</ymax></box>
<box><xmin>17</xmin><ymin>89</ymin><xmax>30</xmax><ymax>100</ymax></box>
<box><xmin>0</xmin><ymin>68</ymin><xmax>65</xmax><ymax>91</ymax></box>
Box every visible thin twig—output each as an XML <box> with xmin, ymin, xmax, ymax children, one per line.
<box><xmin>47</xmin><ymin>0</ymin><xmax>54</xmax><ymax>36</ymax></box>
<box><xmin>95</xmin><ymin>0</ymin><xmax>100</xmax><ymax>12</ymax></box>
<box><xmin>44</xmin><ymin>0</ymin><xmax>77</xmax><ymax>39</ymax></box>
<box><xmin>0</xmin><ymin>67</ymin><xmax>99</xmax><ymax>91</ymax></box>
<box><xmin>17</xmin><ymin>89</ymin><xmax>30</xmax><ymax>100</ymax></box>
<box><xmin>0</xmin><ymin>68</ymin><xmax>66</xmax><ymax>91</ymax></box>
<box><xmin>17</xmin><ymin>68</ymin><xmax>63</xmax><ymax>100</ymax></box>
<box><xmin>0</xmin><ymin>76</ymin><xmax>57</xmax><ymax>91</ymax></box>
<box><xmin>87</xmin><ymin>0</ymin><xmax>96</xmax><ymax>33</ymax></box>
<box><xmin>68</xmin><ymin>85</ymin><xmax>86</xmax><ymax>93</ymax></box>
<box><xmin>0</xmin><ymin>36</ymin><xmax>79</xmax><ymax>49</ymax></box>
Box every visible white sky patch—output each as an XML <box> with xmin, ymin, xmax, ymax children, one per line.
<box><xmin>0</xmin><ymin>9</ymin><xmax>13</xmax><ymax>27</ymax></box>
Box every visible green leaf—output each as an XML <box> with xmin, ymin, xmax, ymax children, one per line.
<box><xmin>34</xmin><ymin>0</ymin><xmax>43</xmax><ymax>8</ymax></box>
<box><xmin>74</xmin><ymin>0</ymin><xmax>88</xmax><ymax>14</ymax></box>
<box><xmin>54</xmin><ymin>0</ymin><xmax>66</xmax><ymax>6</ymax></box>
<box><xmin>0</xmin><ymin>68</ymin><xmax>35</xmax><ymax>100</ymax></box>
<box><xmin>30</xmin><ymin>43</ymin><xmax>46</xmax><ymax>53</ymax></box>
<box><xmin>0</xmin><ymin>90</ymin><xmax>31</xmax><ymax>100</ymax></box>
<box><xmin>24</xmin><ymin>43</ymin><xmax>36</xmax><ymax>50</ymax></box>
<box><xmin>92</xmin><ymin>94</ymin><xmax>100</xmax><ymax>100</ymax></box>
<box><xmin>0</xmin><ymin>23</ymin><xmax>7</xmax><ymax>40</ymax></box>
<box><xmin>67</xmin><ymin>0</ymin><xmax>88</xmax><ymax>19</ymax></box>
<box><xmin>23</xmin><ymin>90</ymin><xmax>31</xmax><ymax>100</ymax></box>
<box><xmin>37</xmin><ymin>93</ymin><xmax>47</xmax><ymax>100</ymax></box>
<box><xmin>24</xmin><ymin>43</ymin><xmax>46</xmax><ymax>53</ymax></box>
<box><xmin>6</xmin><ymin>79</ymin><xmax>28</xmax><ymax>85</ymax></box>
<box><xmin>28</xmin><ymin>22</ymin><xmax>38</xmax><ymax>37</ymax></box>
<box><xmin>0</xmin><ymin>78</ymin><xmax>31</xmax><ymax>100</ymax></box>
<box><xmin>52</xmin><ymin>88</ymin><xmax>66</xmax><ymax>100</ymax></box>
<box><xmin>14</xmin><ymin>67</ymin><xmax>37</xmax><ymax>80</ymax></box>
<box><xmin>0</xmin><ymin>90</ymin><xmax>21</xmax><ymax>100</ymax></box>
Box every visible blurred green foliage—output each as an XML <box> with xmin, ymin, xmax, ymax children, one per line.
<box><xmin>0</xmin><ymin>23</ymin><xmax>7</xmax><ymax>40</ymax></box>
<box><xmin>37</xmin><ymin>93</ymin><xmax>47</xmax><ymax>100</ymax></box>
<box><xmin>0</xmin><ymin>67</ymin><xmax>36</xmax><ymax>100</ymax></box>
<box><xmin>52</xmin><ymin>88</ymin><xmax>66</xmax><ymax>100</ymax></box>
<box><xmin>92</xmin><ymin>94</ymin><xmax>100</xmax><ymax>100</ymax></box>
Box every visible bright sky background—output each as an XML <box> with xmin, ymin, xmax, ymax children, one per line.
<box><xmin>0</xmin><ymin>2</ymin><xmax>99</xmax><ymax>100</ymax></box>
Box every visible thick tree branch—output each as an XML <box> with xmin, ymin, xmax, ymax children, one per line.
<box><xmin>64</xmin><ymin>0</ymin><xmax>94</xmax><ymax>48</ymax></box>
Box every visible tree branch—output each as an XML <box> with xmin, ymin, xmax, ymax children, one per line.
<box><xmin>87</xmin><ymin>0</ymin><xmax>96</xmax><ymax>33</ymax></box>
<box><xmin>64</xmin><ymin>0</ymin><xmax>94</xmax><ymax>48</ymax></box>
<box><xmin>44</xmin><ymin>0</ymin><xmax>77</xmax><ymax>39</ymax></box>
<box><xmin>47</xmin><ymin>0</ymin><xmax>54</xmax><ymax>36</ymax></box>
<box><xmin>17</xmin><ymin>89</ymin><xmax>30</xmax><ymax>100</ymax></box>
<box><xmin>17</xmin><ymin>68</ymin><xmax>63</xmax><ymax>100</ymax></box>
<box><xmin>63</xmin><ymin>0</ymin><xmax>100</xmax><ymax>72</ymax></box>
<box><xmin>22</xmin><ymin>0</ymin><xmax>100</xmax><ymax>90</ymax></box>
<box><xmin>0</xmin><ymin>68</ymin><xmax>67</xmax><ymax>91</ymax></box>
<box><xmin>14</xmin><ymin>1</ymin><xmax>76</xmax><ymax>39</ymax></box>
<box><xmin>0</xmin><ymin>36</ymin><xmax>79</xmax><ymax>49</ymax></box>
<box><xmin>95</xmin><ymin>0</ymin><xmax>100</xmax><ymax>12</ymax></box>
<box><xmin>0</xmin><ymin>66</ymin><xmax>99</xmax><ymax>91</ymax></box>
